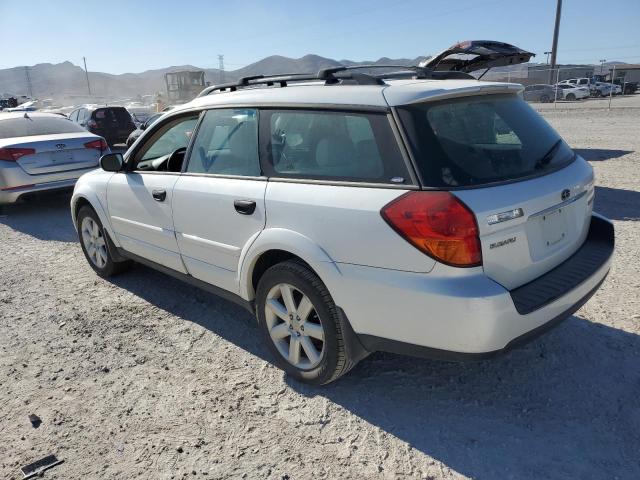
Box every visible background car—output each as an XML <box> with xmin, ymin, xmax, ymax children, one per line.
<box><xmin>553</xmin><ymin>84</ymin><xmax>590</xmax><ymax>100</ymax></box>
<box><xmin>523</xmin><ymin>84</ymin><xmax>555</xmax><ymax>102</ymax></box>
<box><xmin>126</xmin><ymin>112</ymin><xmax>163</xmax><ymax>147</ymax></box>
<box><xmin>68</xmin><ymin>106</ymin><xmax>136</xmax><ymax>147</ymax></box>
<box><xmin>0</xmin><ymin>112</ymin><xmax>108</xmax><ymax>205</ymax></box>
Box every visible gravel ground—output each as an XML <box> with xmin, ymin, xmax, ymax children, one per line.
<box><xmin>1</xmin><ymin>98</ymin><xmax>639</xmax><ymax>480</ymax></box>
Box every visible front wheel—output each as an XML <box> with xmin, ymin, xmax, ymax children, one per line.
<box><xmin>540</xmin><ymin>95</ymin><xmax>550</xmax><ymax>103</ymax></box>
<box><xmin>77</xmin><ymin>206</ymin><xmax>131</xmax><ymax>277</ymax></box>
<box><xmin>566</xmin><ymin>93</ymin><xmax>576</xmax><ymax>101</ymax></box>
<box><xmin>256</xmin><ymin>260</ymin><xmax>357</xmax><ymax>385</ymax></box>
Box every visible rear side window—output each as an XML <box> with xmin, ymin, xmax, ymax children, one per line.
<box><xmin>397</xmin><ymin>94</ymin><xmax>575</xmax><ymax>188</ymax></box>
<box><xmin>186</xmin><ymin>108</ymin><xmax>260</xmax><ymax>176</ymax></box>
<box><xmin>260</xmin><ymin>109</ymin><xmax>410</xmax><ymax>184</ymax></box>
<box><xmin>0</xmin><ymin>116</ymin><xmax>85</xmax><ymax>139</ymax></box>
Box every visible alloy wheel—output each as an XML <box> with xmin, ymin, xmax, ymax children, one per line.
<box><xmin>81</xmin><ymin>216</ymin><xmax>108</xmax><ymax>269</ymax></box>
<box><xmin>264</xmin><ymin>283</ymin><xmax>325</xmax><ymax>370</ymax></box>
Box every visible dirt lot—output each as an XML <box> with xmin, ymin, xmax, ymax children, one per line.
<box><xmin>1</xmin><ymin>97</ymin><xmax>639</xmax><ymax>480</ymax></box>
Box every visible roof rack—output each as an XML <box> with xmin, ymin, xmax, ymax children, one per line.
<box><xmin>196</xmin><ymin>64</ymin><xmax>474</xmax><ymax>97</ymax></box>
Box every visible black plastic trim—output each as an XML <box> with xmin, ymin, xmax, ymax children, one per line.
<box><xmin>510</xmin><ymin>215</ymin><xmax>614</xmax><ymax>315</ymax></box>
<box><xmin>357</xmin><ymin>273</ymin><xmax>608</xmax><ymax>362</ymax></box>
<box><xmin>116</xmin><ymin>247</ymin><xmax>255</xmax><ymax>314</ymax></box>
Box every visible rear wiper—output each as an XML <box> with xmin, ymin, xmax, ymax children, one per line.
<box><xmin>534</xmin><ymin>139</ymin><xmax>562</xmax><ymax>170</ymax></box>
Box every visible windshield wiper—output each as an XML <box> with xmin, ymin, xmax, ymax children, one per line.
<box><xmin>534</xmin><ymin>139</ymin><xmax>563</xmax><ymax>170</ymax></box>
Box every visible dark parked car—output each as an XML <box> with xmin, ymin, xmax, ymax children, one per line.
<box><xmin>68</xmin><ymin>106</ymin><xmax>136</xmax><ymax>147</ymax></box>
<box><xmin>126</xmin><ymin>112</ymin><xmax>163</xmax><ymax>147</ymax></box>
<box><xmin>523</xmin><ymin>84</ymin><xmax>555</xmax><ymax>103</ymax></box>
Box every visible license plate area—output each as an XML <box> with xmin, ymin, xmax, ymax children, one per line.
<box><xmin>531</xmin><ymin>207</ymin><xmax>569</xmax><ymax>259</ymax></box>
<box><xmin>51</xmin><ymin>150</ymin><xmax>75</xmax><ymax>164</ymax></box>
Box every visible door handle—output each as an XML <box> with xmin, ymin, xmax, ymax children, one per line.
<box><xmin>152</xmin><ymin>189</ymin><xmax>167</xmax><ymax>202</ymax></box>
<box><xmin>234</xmin><ymin>199</ymin><xmax>256</xmax><ymax>215</ymax></box>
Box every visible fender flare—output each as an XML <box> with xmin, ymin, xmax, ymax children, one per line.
<box><xmin>70</xmin><ymin>189</ymin><xmax>119</xmax><ymax>248</ymax></box>
<box><xmin>238</xmin><ymin>227</ymin><xmax>342</xmax><ymax>301</ymax></box>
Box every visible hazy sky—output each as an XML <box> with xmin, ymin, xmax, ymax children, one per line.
<box><xmin>1</xmin><ymin>0</ymin><xmax>639</xmax><ymax>74</ymax></box>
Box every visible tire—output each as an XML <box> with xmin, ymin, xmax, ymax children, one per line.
<box><xmin>540</xmin><ymin>95</ymin><xmax>550</xmax><ymax>103</ymax></box>
<box><xmin>256</xmin><ymin>260</ymin><xmax>355</xmax><ymax>385</ymax></box>
<box><xmin>566</xmin><ymin>93</ymin><xmax>576</xmax><ymax>101</ymax></box>
<box><xmin>77</xmin><ymin>206</ymin><xmax>131</xmax><ymax>277</ymax></box>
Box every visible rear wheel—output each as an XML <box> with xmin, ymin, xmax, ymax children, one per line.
<box><xmin>77</xmin><ymin>206</ymin><xmax>131</xmax><ymax>277</ymax></box>
<box><xmin>540</xmin><ymin>95</ymin><xmax>550</xmax><ymax>103</ymax></box>
<box><xmin>566</xmin><ymin>93</ymin><xmax>576</xmax><ymax>101</ymax></box>
<box><xmin>256</xmin><ymin>260</ymin><xmax>355</xmax><ymax>385</ymax></box>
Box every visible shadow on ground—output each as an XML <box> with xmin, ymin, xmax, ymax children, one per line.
<box><xmin>595</xmin><ymin>186</ymin><xmax>640</xmax><ymax>221</ymax></box>
<box><xmin>574</xmin><ymin>148</ymin><xmax>633</xmax><ymax>161</ymax></box>
<box><xmin>0</xmin><ymin>191</ymin><xmax>76</xmax><ymax>242</ymax></box>
<box><xmin>108</xmin><ymin>263</ymin><xmax>640</xmax><ymax>479</ymax></box>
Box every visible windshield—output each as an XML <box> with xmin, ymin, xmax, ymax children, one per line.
<box><xmin>397</xmin><ymin>94</ymin><xmax>575</xmax><ymax>188</ymax></box>
<box><xmin>0</xmin><ymin>115</ymin><xmax>86</xmax><ymax>139</ymax></box>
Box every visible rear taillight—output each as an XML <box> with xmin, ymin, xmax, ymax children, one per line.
<box><xmin>87</xmin><ymin>119</ymin><xmax>98</xmax><ymax>129</ymax></box>
<box><xmin>0</xmin><ymin>147</ymin><xmax>36</xmax><ymax>162</ymax></box>
<box><xmin>84</xmin><ymin>138</ymin><xmax>108</xmax><ymax>153</ymax></box>
<box><xmin>381</xmin><ymin>191</ymin><xmax>482</xmax><ymax>267</ymax></box>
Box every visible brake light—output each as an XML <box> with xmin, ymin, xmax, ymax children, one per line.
<box><xmin>381</xmin><ymin>191</ymin><xmax>482</xmax><ymax>267</ymax></box>
<box><xmin>84</xmin><ymin>138</ymin><xmax>108</xmax><ymax>153</ymax></box>
<box><xmin>0</xmin><ymin>147</ymin><xmax>36</xmax><ymax>162</ymax></box>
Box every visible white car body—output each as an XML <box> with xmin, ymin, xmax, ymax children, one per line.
<box><xmin>554</xmin><ymin>84</ymin><xmax>590</xmax><ymax>100</ymax></box>
<box><xmin>71</xmin><ymin>77</ymin><xmax>613</xmax><ymax>356</ymax></box>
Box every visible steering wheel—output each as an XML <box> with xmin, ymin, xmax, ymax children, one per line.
<box><xmin>167</xmin><ymin>147</ymin><xmax>186</xmax><ymax>172</ymax></box>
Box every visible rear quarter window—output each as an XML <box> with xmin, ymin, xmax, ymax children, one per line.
<box><xmin>260</xmin><ymin>109</ymin><xmax>410</xmax><ymax>184</ymax></box>
<box><xmin>397</xmin><ymin>94</ymin><xmax>575</xmax><ymax>188</ymax></box>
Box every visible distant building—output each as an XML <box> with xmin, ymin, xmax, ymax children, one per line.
<box><xmin>611</xmin><ymin>64</ymin><xmax>640</xmax><ymax>83</ymax></box>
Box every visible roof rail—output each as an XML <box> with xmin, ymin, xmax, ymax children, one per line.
<box><xmin>196</xmin><ymin>64</ymin><xmax>475</xmax><ymax>97</ymax></box>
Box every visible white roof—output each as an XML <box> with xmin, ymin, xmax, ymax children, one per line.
<box><xmin>175</xmin><ymin>79</ymin><xmax>523</xmax><ymax>113</ymax></box>
<box><xmin>0</xmin><ymin>111</ymin><xmax>64</xmax><ymax>119</ymax></box>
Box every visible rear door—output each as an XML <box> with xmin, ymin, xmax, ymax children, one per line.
<box><xmin>172</xmin><ymin>108</ymin><xmax>266</xmax><ymax>294</ymax></box>
<box><xmin>396</xmin><ymin>93</ymin><xmax>594</xmax><ymax>290</ymax></box>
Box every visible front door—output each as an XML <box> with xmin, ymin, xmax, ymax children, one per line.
<box><xmin>172</xmin><ymin>108</ymin><xmax>266</xmax><ymax>294</ymax></box>
<box><xmin>107</xmin><ymin>113</ymin><xmax>200</xmax><ymax>272</ymax></box>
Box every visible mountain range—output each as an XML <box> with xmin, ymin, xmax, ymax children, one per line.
<box><xmin>0</xmin><ymin>54</ymin><xmax>428</xmax><ymax>101</ymax></box>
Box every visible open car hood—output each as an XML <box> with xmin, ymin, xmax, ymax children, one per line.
<box><xmin>419</xmin><ymin>40</ymin><xmax>534</xmax><ymax>73</ymax></box>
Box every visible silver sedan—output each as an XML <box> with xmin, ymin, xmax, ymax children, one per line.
<box><xmin>0</xmin><ymin>112</ymin><xmax>109</xmax><ymax>205</ymax></box>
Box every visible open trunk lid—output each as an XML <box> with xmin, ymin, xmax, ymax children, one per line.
<box><xmin>420</xmin><ymin>40</ymin><xmax>534</xmax><ymax>74</ymax></box>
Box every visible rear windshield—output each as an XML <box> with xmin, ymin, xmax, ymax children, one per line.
<box><xmin>0</xmin><ymin>115</ymin><xmax>85</xmax><ymax>139</ymax></box>
<box><xmin>93</xmin><ymin>108</ymin><xmax>132</xmax><ymax>124</ymax></box>
<box><xmin>397</xmin><ymin>94</ymin><xmax>575</xmax><ymax>188</ymax></box>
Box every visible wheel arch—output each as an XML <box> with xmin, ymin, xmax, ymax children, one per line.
<box><xmin>70</xmin><ymin>191</ymin><xmax>119</xmax><ymax>247</ymax></box>
<box><xmin>239</xmin><ymin>228</ymin><xmax>341</xmax><ymax>302</ymax></box>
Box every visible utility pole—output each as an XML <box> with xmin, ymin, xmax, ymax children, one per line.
<box><xmin>599</xmin><ymin>59</ymin><xmax>607</xmax><ymax>74</ymax></box>
<box><xmin>544</xmin><ymin>51</ymin><xmax>552</xmax><ymax>65</ymax></box>
<box><xmin>24</xmin><ymin>66</ymin><xmax>33</xmax><ymax>98</ymax></box>
<box><xmin>548</xmin><ymin>0</ymin><xmax>562</xmax><ymax>84</ymax></box>
<box><xmin>83</xmin><ymin>56</ymin><xmax>92</xmax><ymax>96</ymax></box>
<box><xmin>218</xmin><ymin>54</ymin><xmax>225</xmax><ymax>83</ymax></box>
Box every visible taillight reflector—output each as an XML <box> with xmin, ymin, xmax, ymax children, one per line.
<box><xmin>0</xmin><ymin>147</ymin><xmax>36</xmax><ymax>162</ymax></box>
<box><xmin>84</xmin><ymin>138</ymin><xmax>108</xmax><ymax>153</ymax></box>
<box><xmin>381</xmin><ymin>191</ymin><xmax>482</xmax><ymax>267</ymax></box>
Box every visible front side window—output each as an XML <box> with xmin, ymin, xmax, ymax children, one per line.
<box><xmin>261</xmin><ymin>109</ymin><xmax>409</xmax><ymax>184</ymax></box>
<box><xmin>185</xmin><ymin>108</ymin><xmax>260</xmax><ymax>176</ymax></box>
<box><xmin>133</xmin><ymin>114</ymin><xmax>199</xmax><ymax>171</ymax></box>
<box><xmin>397</xmin><ymin>94</ymin><xmax>575</xmax><ymax>188</ymax></box>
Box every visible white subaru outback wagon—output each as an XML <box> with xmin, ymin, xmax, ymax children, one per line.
<box><xmin>72</xmin><ymin>41</ymin><xmax>614</xmax><ymax>384</ymax></box>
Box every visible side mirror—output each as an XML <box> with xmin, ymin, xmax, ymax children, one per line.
<box><xmin>100</xmin><ymin>153</ymin><xmax>124</xmax><ymax>172</ymax></box>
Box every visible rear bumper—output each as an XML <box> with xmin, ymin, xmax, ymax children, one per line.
<box><xmin>331</xmin><ymin>213</ymin><xmax>614</xmax><ymax>358</ymax></box>
<box><xmin>0</xmin><ymin>161</ymin><xmax>97</xmax><ymax>204</ymax></box>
